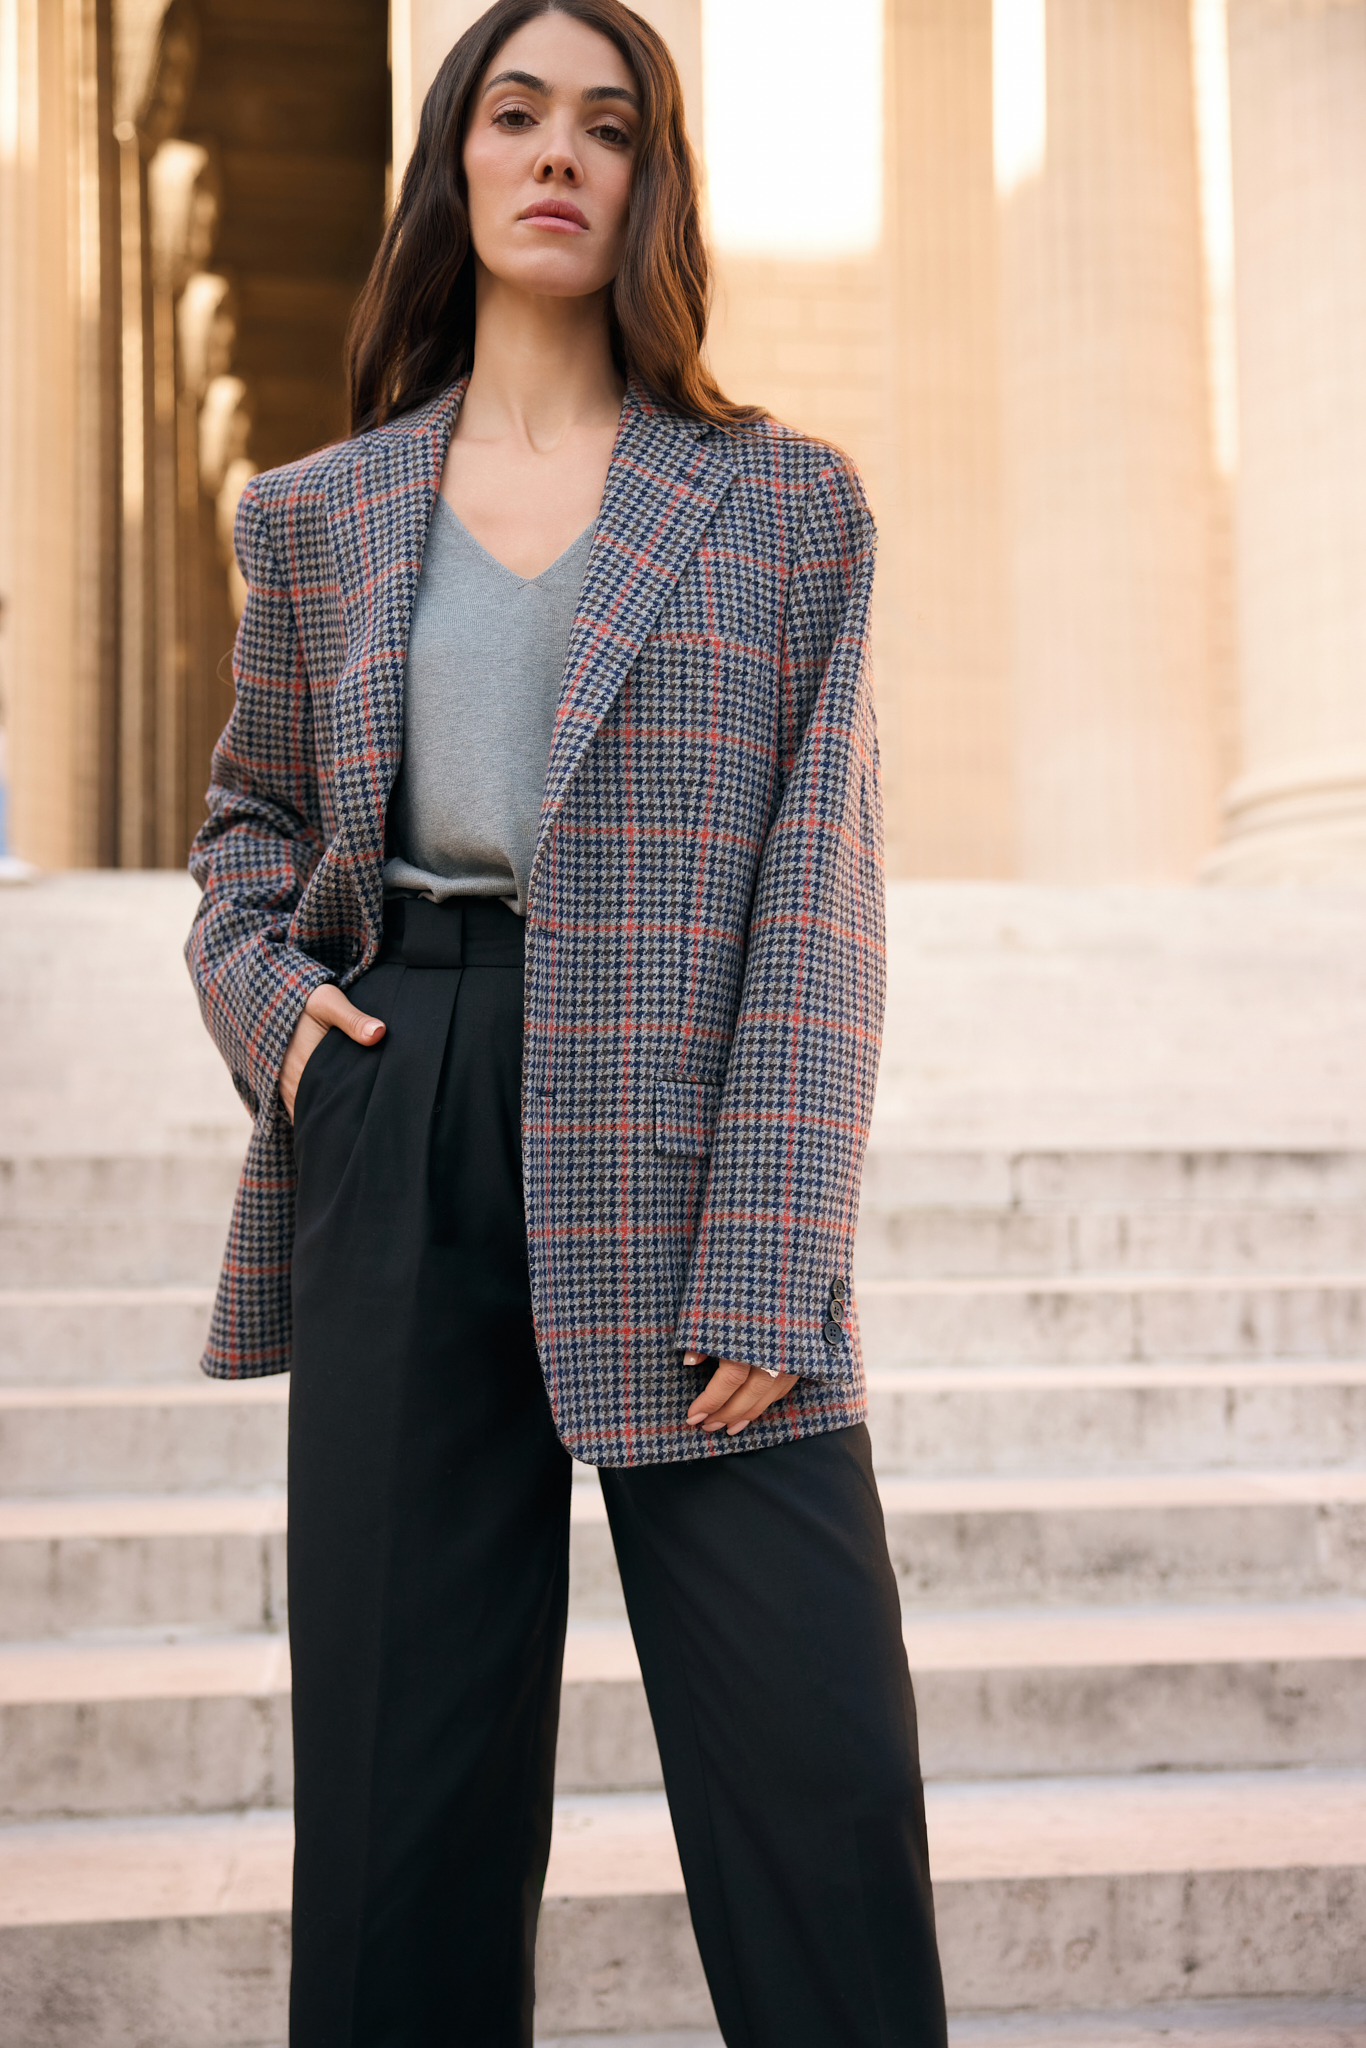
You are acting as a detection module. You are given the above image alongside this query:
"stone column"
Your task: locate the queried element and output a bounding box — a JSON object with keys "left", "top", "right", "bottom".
{"left": 1000, "top": 0, "right": 1221, "bottom": 881}
{"left": 0, "top": 0, "right": 120, "bottom": 867}
{"left": 112, "top": 1, "right": 198, "bottom": 869}
{"left": 878, "top": 0, "right": 1011, "bottom": 878}
{"left": 1205, "top": 0, "right": 1366, "bottom": 882}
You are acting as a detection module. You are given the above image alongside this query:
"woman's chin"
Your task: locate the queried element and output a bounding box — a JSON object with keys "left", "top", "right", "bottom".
{"left": 479, "top": 252, "right": 614, "bottom": 305}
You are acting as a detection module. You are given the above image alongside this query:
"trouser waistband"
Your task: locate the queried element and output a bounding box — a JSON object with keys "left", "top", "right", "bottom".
{"left": 379, "top": 894, "right": 525, "bottom": 968}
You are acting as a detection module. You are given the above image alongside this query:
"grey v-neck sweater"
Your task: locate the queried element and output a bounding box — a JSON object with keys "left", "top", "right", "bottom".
{"left": 382, "top": 496, "right": 596, "bottom": 916}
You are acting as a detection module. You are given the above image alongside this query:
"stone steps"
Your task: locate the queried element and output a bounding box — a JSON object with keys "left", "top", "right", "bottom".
{"left": 530, "top": 1771, "right": 1366, "bottom": 2018}
{"left": 946, "top": 2005, "right": 1366, "bottom": 2048}
{"left": 865, "top": 1361, "right": 1366, "bottom": 1473}
{"left": 0, "top": 1770, "right": 1361, "bottom": 2041}
{"left": 859, "top": 1150, "right": 1366, "bottom": 1210}
{"left": 0, "top": 1158, "right": 243, "bottom": 1213}
{"left": 856, "top": 1204, "right": 1366, "bottom": 1279}
{"left": 0, "top": 1635, "right": 292, "bottom": 1820}
{"left": 858, "top": 1272, "right": 1366, "bottom": 1364}
{"left": 0, "top": 1160, "right": 237, "bottom": 1292}
{"left": 0, "top": 1494, "right": 286, "bottom": 1638}
{"left": 5, "top": 1362, "right": 1366, "bottom": 1496}
{"left": 559, "top": 1603, "right": 1366, "bottom": 1788}
{"left": 0, "top": 1382, "right": 289, "bottom": 1493}
{"left": 4, "top": 1602, "right": 1364, "bottom": 1819}
{"left": 8, "top": 1272, "right": 1366, "bottom": 1384}
{"left": 8, "top": 1145, "right": 1366, "bottom": 1294}
{"left": 568, "top": 1466, "right": 1366, "bottom": 1618}
{"left": 0, "top": 1287, "right": 214, "bottom": 1384}
{"left": 0, "top": 1220, "right": 234, "bottom": 1289}
{"left": 16, "top": 1204, "right": 1366, "bottom": 1288}
{"left": 11, "top": 1145, "right": 1366, "bottom": 1210}
{"left": 4, "top": 1465, "right": 1363, "bottom": 1640}
{"left": 544, "top": 2015, "right": 1366, "bottom": 2048}
{"left": 7, "top": 1144, "right": 1366, "bottom": 1295}
{"left": 147, "top": 2030, "right": 1366, "bottom": 2048}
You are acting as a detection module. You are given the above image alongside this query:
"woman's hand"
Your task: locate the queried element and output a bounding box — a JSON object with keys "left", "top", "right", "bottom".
{"left": 684, "top": 1353, "right": 798, "bottom": 1436}
{"left": 279, "top": 985, "right": 386, "bottom": 1123}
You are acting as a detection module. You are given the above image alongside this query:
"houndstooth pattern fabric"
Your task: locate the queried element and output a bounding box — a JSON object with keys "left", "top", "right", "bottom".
{"left": 187, "top": 378, "right": 885, "bottom": 1467}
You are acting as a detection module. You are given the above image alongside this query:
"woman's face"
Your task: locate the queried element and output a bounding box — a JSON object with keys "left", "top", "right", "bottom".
{"left": 463, "top": 12, "right": 639, "bottom": 301}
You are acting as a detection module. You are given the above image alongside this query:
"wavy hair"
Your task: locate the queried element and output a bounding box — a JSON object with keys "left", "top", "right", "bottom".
{"left": 345, "top": 0, "right": 760, "bottom": 434}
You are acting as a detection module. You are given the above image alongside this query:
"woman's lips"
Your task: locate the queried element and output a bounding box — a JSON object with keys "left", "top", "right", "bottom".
{"left": 518, "top": 201, "right": 589, "bottom": 233}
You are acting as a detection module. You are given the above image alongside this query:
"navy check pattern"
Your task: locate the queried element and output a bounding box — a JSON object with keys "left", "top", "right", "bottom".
{"left": 187, "top": 379, "right": 885, "bottom": 1466}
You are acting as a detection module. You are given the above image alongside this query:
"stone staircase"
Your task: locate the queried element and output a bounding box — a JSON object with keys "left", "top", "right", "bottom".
{"left": 1, "top": 876, "right": 1365, "bottom": 2045}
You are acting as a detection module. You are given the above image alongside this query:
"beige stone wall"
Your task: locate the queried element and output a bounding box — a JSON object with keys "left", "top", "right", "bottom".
{"left": 999, "top": 0, "right": 1221, "bottom": 883}
{"left": 1208, "top": 0, "right": 1366, "bottom": 881}
{"left": 703, "top": 252, "right": 900, "bottom": 845}
{"left": 704, "top": 256, "right": 890, "bottom": 500}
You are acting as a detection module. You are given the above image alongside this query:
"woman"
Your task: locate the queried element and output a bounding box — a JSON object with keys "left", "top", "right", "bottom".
{"left": 187, "top": 3, "right": 947, "bottom": 2043}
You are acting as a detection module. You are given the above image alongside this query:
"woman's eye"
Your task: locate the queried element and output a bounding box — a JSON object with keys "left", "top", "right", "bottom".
{"left": 590, "top": 121, "right": 631, "bottom": 148}
{"left": 494, "top": 107, "right": 536, "bottom": 129}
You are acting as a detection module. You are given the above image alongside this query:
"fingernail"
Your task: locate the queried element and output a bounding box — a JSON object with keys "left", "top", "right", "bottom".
{"left": 683, "top": 1352, "right": 700, "bottom": 1367}
{"left": 363, "top": 1022, "right": 382, "bottom": 1041}
{"left": 686, "top": 1412, "right": 704, "bottom": 1426}
{"left": 727, "top": 1420, "right": 750, "bottom": 1435}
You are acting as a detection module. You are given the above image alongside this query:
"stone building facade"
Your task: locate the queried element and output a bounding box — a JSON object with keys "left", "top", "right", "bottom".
{"left": 2, "top": 0, "right": 1363, "bottom": 880}
{"left": 1, "top": 0, "right": 388, "bottom": 869}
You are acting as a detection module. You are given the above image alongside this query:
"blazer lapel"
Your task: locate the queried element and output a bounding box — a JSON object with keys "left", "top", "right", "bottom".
{"left": 530, "top": 384, "right": 736, "bottom": 893}
{"left": 324, "top": 382, "right": 464, "bottom": 907}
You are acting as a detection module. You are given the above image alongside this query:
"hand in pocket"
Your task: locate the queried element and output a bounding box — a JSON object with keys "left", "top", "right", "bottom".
{"left": 280, "top": 985, "right": 386, "bottom": 1123}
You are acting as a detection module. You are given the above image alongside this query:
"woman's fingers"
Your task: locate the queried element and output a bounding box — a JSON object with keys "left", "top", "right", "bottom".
{"left": 303, "top": 982, "right": 385, "bottom": 1046}
{"left": 684, "top": 1356, "right": 748, "bottom": 1427}
{"left": 684, "top": 1355, "right": 798, "bottom": 1434}
{"left": 715, "top": 1370, "right": 797, "bottom": 1433}
{"left": 279, "top": 984, "right": 386, "bottom": 1123}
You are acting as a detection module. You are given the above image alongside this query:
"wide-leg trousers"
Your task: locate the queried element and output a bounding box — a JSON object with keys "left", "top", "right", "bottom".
{"left": 287, "top": 895, "right": 947, "bottom": 2048}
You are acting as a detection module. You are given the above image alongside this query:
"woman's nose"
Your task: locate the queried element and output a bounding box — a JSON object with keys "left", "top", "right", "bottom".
{"left": 535, "top": 149, "right": 579, "bottom": 184}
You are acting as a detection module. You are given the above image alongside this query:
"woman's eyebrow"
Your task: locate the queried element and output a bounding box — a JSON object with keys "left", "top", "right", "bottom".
{"left": 582, "top": 84, "right": 640, "bottom": 110}
{"left": 481, "top": 69, "right": 640, "bottom": 112}
{"left": 483, "top": 68, "right": 550, "bottom": 96}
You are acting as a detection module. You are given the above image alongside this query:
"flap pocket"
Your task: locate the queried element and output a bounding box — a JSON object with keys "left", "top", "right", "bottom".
{"left": 654, "top": 1077, "right": 721, "bottom": 1160}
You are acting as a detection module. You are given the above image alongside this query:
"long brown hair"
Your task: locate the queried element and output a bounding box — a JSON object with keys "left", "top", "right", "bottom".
{"left": 345, "top": 0, "right": 760, "bottom": 434}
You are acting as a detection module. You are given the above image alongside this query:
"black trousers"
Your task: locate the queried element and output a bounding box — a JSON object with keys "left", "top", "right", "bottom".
{"left": 287, "top": 896, "right": 946, "bottom": 2048}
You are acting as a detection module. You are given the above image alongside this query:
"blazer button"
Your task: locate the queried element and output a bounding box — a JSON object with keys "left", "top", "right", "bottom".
{"left": 829, "top": 1275, "right": 847, "bottom": 1303}
{"left": 822, "top": 1319, "right": 842, "bottom": 1348}
{"left": 827, "top": 1297, "right": 846, "bottom": 1324}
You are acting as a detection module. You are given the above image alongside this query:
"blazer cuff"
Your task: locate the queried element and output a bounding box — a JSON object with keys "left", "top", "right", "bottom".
{"left": 204, "top": 941, "right": 335, "bottom": 1126}
{"left": 680, "top": 1345, "right": 800, "bottom": 1382}
{"left": 673, "top": 1303, "right": 855, "bottom": 1383}
{"left": 253, "top": 953, "right": 336, "bottom": 1126}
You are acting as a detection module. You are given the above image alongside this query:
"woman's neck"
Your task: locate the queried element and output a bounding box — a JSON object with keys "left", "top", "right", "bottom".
{"left": 460, "top": 264, "right": 625, "bottom": 453}
{"left": 440, "top": 262, "right": 626, "bottom": 578}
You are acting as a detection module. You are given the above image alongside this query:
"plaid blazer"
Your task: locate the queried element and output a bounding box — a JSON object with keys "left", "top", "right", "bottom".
{"left": 187, "top": 378, "right": 884, "bottom": 1466}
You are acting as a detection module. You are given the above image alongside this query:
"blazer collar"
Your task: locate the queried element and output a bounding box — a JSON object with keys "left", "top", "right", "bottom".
{"left": 322, "top": 381, "right": 464, "bottom": 883}
{"left": 529, "top": 379, "right": 736, "bottom": 902}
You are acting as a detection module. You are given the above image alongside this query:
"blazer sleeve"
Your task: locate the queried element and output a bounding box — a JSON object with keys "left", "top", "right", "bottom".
{"left": 185, "top": 483, "right": 336, "bottom": 1123}
{"left": 673, "top": 456, "right": 885, "bottom": 1380}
